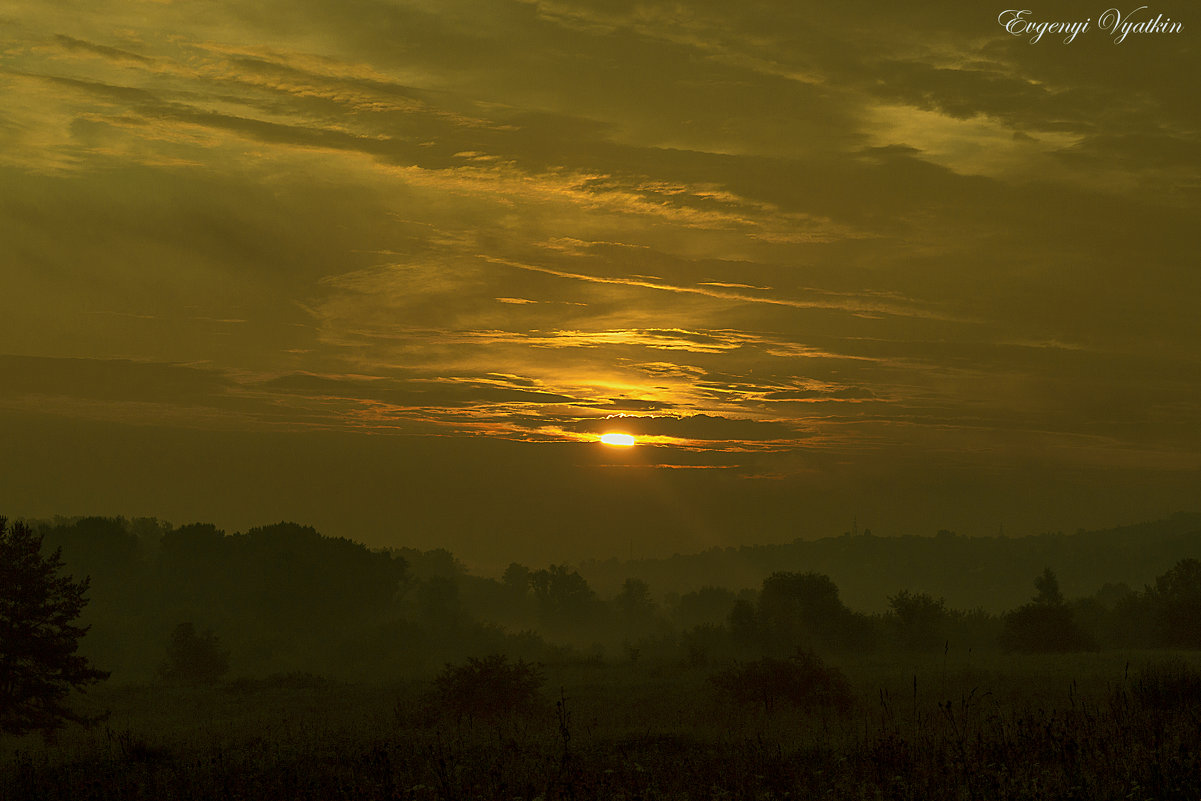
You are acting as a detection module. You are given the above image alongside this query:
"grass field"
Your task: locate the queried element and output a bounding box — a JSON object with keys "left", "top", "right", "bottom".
{"left": 4, "top": 650, "right": 1200, "bottom": 800}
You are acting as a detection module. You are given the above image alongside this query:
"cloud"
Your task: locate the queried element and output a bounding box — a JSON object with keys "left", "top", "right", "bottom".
{"left": 569, "top": 413, "right": 805, "bottom": 444}
{"left": 0, "top": 354, "right": 232, "bottom": 405}
{"left": 53, "top": 35, "right": 155, "bottom": 65}
{"left": 1, "top": 0, "right": 1198, "bottom": 551}
{"left": 762, "top": 386, "right": 878, "bottom": 402}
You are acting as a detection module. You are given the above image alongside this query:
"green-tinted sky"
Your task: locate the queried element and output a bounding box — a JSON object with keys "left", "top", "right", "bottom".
{"left": 2, "top": 1, "right": 1198, "bottom": 567}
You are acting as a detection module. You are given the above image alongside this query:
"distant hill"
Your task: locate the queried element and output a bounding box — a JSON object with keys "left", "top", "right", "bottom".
{"left": 579, "top": 513, "right": 1201, "bottom": 613}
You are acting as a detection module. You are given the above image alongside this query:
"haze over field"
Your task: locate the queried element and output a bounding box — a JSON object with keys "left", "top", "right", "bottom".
{"left": 2, "top": 2, "right": 1198, "bottom": 566}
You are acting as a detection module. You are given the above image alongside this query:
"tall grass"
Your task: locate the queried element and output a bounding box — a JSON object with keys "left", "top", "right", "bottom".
{"left": 4, "top": 653, "right": 1200, "bottom": 800}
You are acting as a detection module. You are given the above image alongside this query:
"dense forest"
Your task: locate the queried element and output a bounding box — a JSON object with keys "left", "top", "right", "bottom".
{"left": 22, "top": 512, "right": 1201, "bottom": 682}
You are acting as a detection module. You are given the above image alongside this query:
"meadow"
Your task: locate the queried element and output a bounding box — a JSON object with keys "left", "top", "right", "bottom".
{"left": 4, "top": 649, "right": 1200, "bottom": 800}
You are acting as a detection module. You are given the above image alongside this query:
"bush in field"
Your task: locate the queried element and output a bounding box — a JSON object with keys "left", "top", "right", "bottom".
{"left": 614, "top": 578, "right": 658, "bottom": 637}
{"left": 710, "top": 651, "right": 854, "bottom": 714}
{"left": 887, "top": 590, "right": 951, "bottom": 651}
{"left": 529, "top": 565, "right": 599, "bottom": 629}
{"left": 1091, "top": 560, "right": 1201, "bottom": 648}
{"left": 999, "top": 569, "right": 1094, "bottom": 653}
{"left": 756, "top": 572, "right": 875, "bottom": 653}
{"left": 158, "top": 622, "right": 229, "bottom": 685}
{"left": 1148, "top": 558, "right": 1201, "bottom": 647}
{"left": 431, "top": 654, "right": 545, "bottom": 722}
{"left": 1131, "top": 659, "right": 1201, "bottom": 712}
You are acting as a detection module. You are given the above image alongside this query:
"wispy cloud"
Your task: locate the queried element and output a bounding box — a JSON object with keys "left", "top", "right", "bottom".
{"left": 1, "top": 0, "right": 1197, "bottom": 548}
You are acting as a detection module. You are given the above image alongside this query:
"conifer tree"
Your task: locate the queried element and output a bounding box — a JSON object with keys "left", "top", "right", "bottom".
{"left": 0, "top": 518, "right": 109, "bottom": 736}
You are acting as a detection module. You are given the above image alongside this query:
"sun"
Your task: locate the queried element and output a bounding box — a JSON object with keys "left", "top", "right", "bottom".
{"left": 600, "top": 432, "right": 637, "bottom": 447}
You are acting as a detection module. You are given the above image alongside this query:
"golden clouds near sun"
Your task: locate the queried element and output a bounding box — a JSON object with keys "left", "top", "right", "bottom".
{"left": 600, "top": 433, "right": 637, "bottom": 447}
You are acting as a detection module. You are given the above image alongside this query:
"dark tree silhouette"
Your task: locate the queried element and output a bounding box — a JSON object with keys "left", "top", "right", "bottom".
{"left": 501, "top": 562, "right": 531, "bottom": 599}
{"left": 1033, "top": 567, "right": 1064, "bottom": 605}
{"left": 887, "top": 590, "right": 951, "bottom": 651}
{"left": 158, "top": 622, "right": 229, "bottom": 685}
{"left": 0, "top": 518, "right": 109, "bottom": 736}
{"left": 757, "top": 572, "right": 871, "bottom": 652}
{"left": 728, "top": 598, "right": 759, "bottom": 648}
{"left": 529, "top": 564, "right": 598, "bottom": 628}
{"left": 1000, "top": 568, "right": 1094, "bottom": 652}
{"left": 675, "top": 586, "right": 738, "bottom": 629}
{"left": 1148, "top": 558, "right": 1201, "bottom": 647}
{"left": 41, "top": 517, "right": 141, "bottom": 578}
{"left": 614, "top": 578, "right": 657, "bottom": 635}
{"left": 156, "top": 521, "right": 409, "bottom": 660}
{"left": 416, "top": 576, "right": 464, "bottom": 631}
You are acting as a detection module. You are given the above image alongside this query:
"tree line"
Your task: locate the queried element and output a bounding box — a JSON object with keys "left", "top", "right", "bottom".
{"left": 578, "top": 512, "right": 1201, "bottom": 612}
{"left": 4, "top": 513, "right": 1201, "bottom": 736}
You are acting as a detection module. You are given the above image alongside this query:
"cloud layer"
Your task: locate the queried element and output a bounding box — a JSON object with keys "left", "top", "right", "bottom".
{"left": 2, "top": 0, "right": 1198, "bottom": 557}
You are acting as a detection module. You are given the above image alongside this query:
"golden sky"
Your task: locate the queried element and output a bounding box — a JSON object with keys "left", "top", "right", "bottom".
{"left": 2, "top": 1, "right": 1198, "bottom": 565}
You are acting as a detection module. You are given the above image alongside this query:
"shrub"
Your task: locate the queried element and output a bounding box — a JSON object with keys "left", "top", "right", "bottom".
{"left": 998, "top": 603, "right": 1095, "bottom": 652}
{"left": 999, "top": 569, "right": 1094, "bottom": 653}
{"left": 158, "top": 622, "right": 229, "bottom": 685}
{"left": 710, "top": 651, "right": 854, "bottom": 714}
{"left": 1149, "top": 559, "right": 1201, "bottom": 647}
{"left": 887, "top": 590, "right": 951, "bottom": 651}
{"left": 1131, "top": 659, "right": 1201, "bottom": 712}
{"left": 430, "top": 653, "right": 545, "bottom": 722}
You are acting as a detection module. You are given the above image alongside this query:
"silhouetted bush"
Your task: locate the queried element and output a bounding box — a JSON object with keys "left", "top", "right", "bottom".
{"left": 158, "top": 622, "right": 229, "bottom": 685}
{"left": 1148, "top": 558, "right": 1201, "bottom": 647}
{"left": 674, "top": 586, "right": 737, "bottom": 628}
{"left": 999, "top": 604, "right": 1095, "bottom": 652}
{"left": 1131, "top": 659, "right": 1201, "bottom": 712}
{"left": 430, "top": 654, "right": 545, "bottom": 722}
{"left": 614, "top": 578, "right": 658, "bottom": 637}
{"left": 756, "top": 572, "right": 875, "bottom": 653}
{"left": 886, "top": 590, "right": 951, "bottom": 650}
{"left": 999, "top": 569, "right": 1094, "bottom": 652}
{"left": 710, "top": 651, "right": 854, "bottom": 714}
{"left": 530, "top": 565, "right": 600, "bottom": 630}
{"left": 728, "top": 598, "right": 758, "bottom": 648}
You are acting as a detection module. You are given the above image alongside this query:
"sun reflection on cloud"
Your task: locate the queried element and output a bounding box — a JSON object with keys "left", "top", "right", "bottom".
{"left": 2, "top": 0, "right": 1195, "bottom": 516}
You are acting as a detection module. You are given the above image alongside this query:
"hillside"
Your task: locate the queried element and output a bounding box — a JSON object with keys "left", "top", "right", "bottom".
{"left": 579, "top": 513, "right": 1201, "bottom": 612}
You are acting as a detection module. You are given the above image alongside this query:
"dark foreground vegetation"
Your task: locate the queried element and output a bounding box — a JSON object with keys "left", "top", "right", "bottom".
{"left": 4, "top": 653, "right": 1201, "bottom": 800}
{"left": 4, "top": 512, "right": 1201, "bottom": 798}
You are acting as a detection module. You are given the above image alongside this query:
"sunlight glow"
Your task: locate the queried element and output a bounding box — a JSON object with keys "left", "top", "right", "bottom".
{"left": 600, "top": 432, "right": 637, "bottom": 447}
